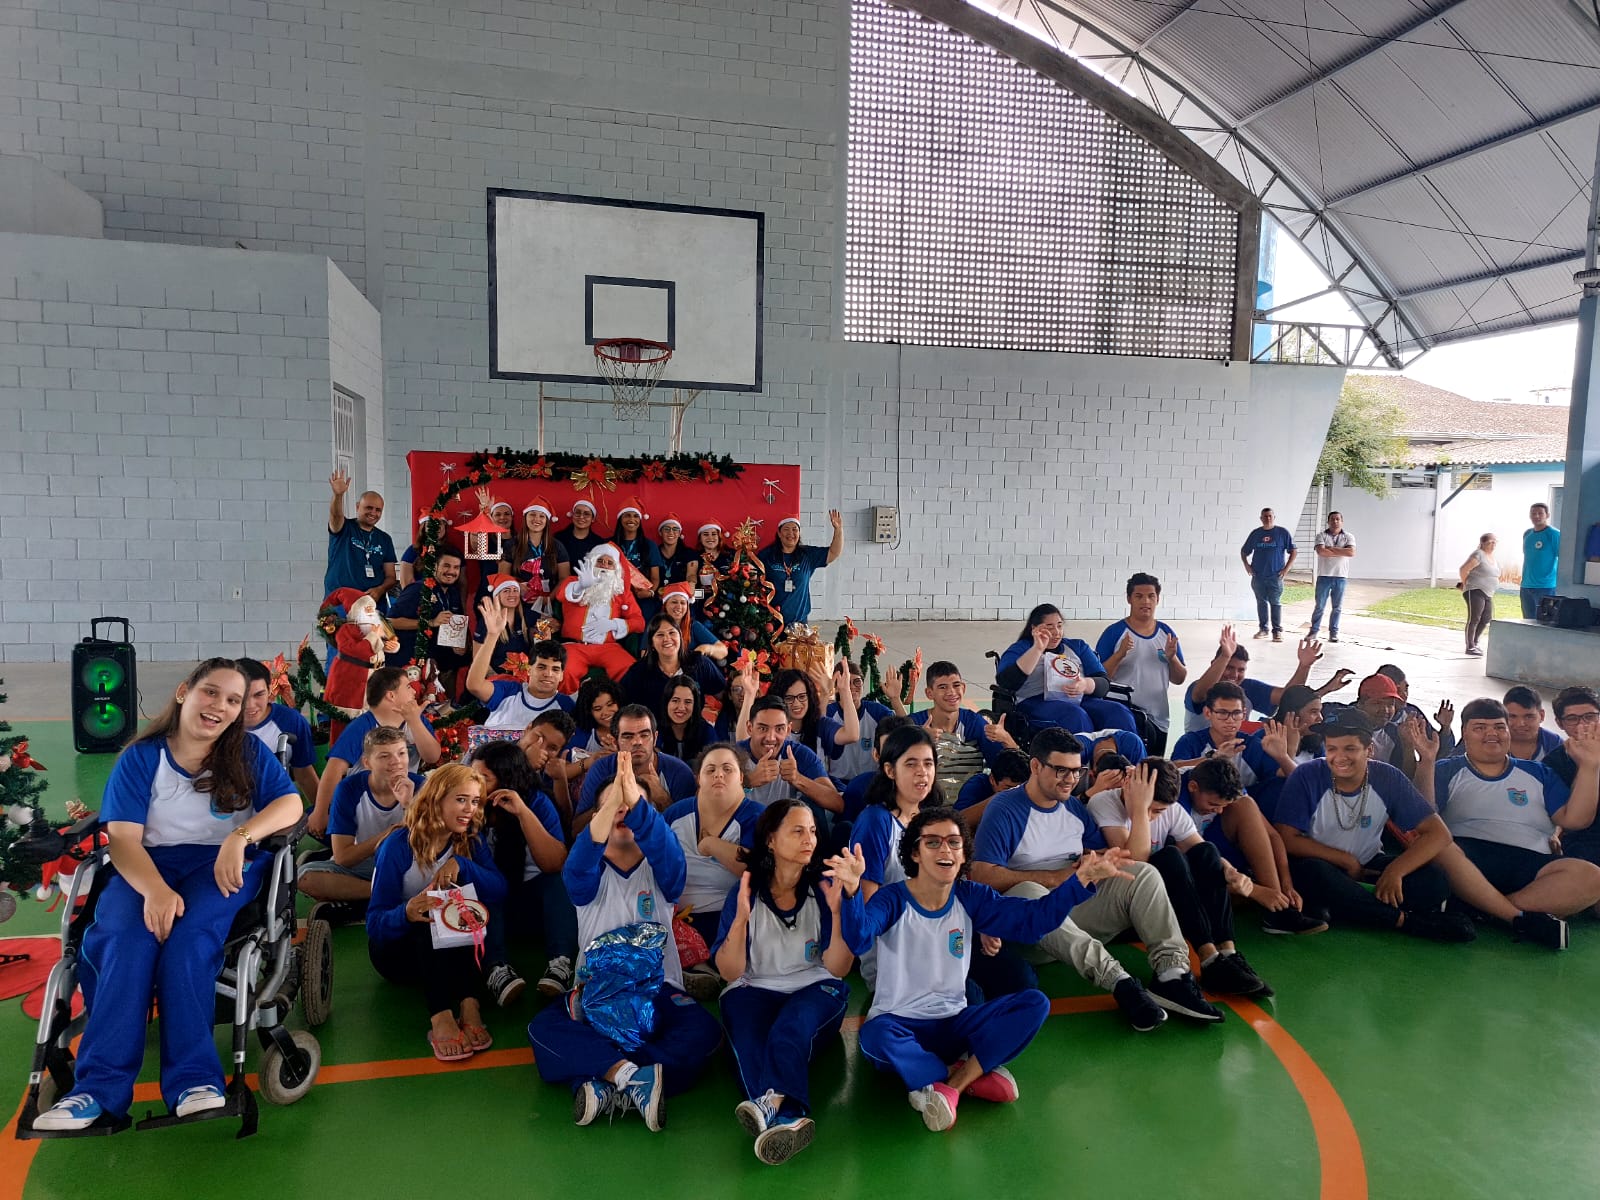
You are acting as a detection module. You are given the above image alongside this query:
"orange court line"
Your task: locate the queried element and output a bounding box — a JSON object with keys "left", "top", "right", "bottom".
{"left": 9, "top": 993, "right": 1363, "bottom": 1200}
{"left": 1226, "top": 996, "right": 1368, "bottom": 1200}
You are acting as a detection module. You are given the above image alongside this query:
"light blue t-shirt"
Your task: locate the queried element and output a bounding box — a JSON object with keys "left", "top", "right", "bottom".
{"left": 1522, "top": 526, "right": 1561, "bottom": 590}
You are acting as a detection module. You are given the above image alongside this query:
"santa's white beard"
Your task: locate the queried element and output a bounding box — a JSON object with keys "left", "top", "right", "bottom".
{"left": 575, "top": 567, "right": 624, "bottom": 613}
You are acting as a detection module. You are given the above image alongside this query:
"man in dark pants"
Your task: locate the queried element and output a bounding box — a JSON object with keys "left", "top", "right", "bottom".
{"left": 1239, "top": 508, "right": 1295, "bottom": 643}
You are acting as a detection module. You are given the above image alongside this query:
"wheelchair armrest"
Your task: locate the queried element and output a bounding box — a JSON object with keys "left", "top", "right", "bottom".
{"left": 256, "top": 815, "right": 310, "bottom": 854}
{"left": 63, "top": 813, "right": 104, "bottom": 841}
{"left": 1106, "top": 682, "right": 1135, "bottom": 704}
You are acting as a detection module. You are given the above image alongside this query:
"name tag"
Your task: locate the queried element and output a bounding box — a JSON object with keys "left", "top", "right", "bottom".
{"left": 365, "top": 563, "right": 376, "bottom": 579}
{"left": 784, "top": 580, "right": 795, "bottom": 593}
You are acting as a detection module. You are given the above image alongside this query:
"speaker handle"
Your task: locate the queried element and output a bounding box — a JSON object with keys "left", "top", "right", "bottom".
{"left": 88, "top": 616, "right": 133, "bottom": 645}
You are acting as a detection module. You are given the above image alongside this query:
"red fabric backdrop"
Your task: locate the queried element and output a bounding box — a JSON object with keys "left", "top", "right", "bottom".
{"left": 405, "top": 451, "right": 802, "bottom": 555}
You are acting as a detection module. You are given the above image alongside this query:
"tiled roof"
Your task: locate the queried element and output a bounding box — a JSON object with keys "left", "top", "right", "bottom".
{"left": 1349, "top": 373, "right": 1568, "bottom": 468}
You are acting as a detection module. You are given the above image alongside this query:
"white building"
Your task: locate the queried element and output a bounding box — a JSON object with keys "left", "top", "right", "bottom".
{"left": 1297, "top": 375, "right": 1567, "bottom": 584}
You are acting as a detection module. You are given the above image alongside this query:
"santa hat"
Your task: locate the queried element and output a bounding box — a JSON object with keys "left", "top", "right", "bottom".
{"left": 659, "top": 582, "right": 695, "bottom": 602}
{"left": 697, "top": 522, "right": 723, "bottom": 537}
{"left": 616, "top": 497, "right": 648, "bottom": 521}
{"left": 521, "top": 498, "right": 553, "bottom": 520}
{"left": 487, "top": 573, "right": 521, "bottom": 597}
{"left": 488, "top": 498, "right": 513, "bottom": 515}
{"left": 570, "top": 499, "right": 597, "bottom": 517}
{"left": 777, "top": 515, "right": 802, "bottom": 531}
{"left": 322, "top": 587, "right": 368, "bottom": 614}
{"left": 418, "top": 513, "right": 451, "bottom": 527}
{"left": 657, "top": 513, "right": 683, "bottom": 533}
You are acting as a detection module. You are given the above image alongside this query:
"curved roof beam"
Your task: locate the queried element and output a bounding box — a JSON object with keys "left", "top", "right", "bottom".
{"left": 1393, "top": 251, "right": 1586, "bottom": 300}
{"left": 1234, "top": 0, "right": 1474, "bottom": 128}
{"left": 1133, "top": 0, "right": 1204, "bottom": 52}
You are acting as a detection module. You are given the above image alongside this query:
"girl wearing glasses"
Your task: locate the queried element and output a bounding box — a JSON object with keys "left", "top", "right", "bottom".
{"left": 766, "top": 666, "right": 860, "bottom": 777}
{"left": 711, "top": 798, "right": 853, "bottom": 1165}
{"left": 826, "top": 807, "right": 1133, "bottom": 1133}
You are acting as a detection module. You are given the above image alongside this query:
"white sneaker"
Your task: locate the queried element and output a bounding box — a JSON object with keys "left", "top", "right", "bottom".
{"left": 174, "top": 1085, "right": 227, "bottom": 1118}
{"left": 33, "top": 1092, "right": 103, "bottom": 1131}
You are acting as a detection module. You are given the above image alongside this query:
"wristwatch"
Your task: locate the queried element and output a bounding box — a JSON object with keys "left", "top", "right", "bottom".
{"left": 233, "top": 826, "right": 255, "bottom": 844}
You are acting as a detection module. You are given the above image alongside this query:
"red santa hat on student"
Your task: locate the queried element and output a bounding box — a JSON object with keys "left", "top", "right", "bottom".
{"left": 486, "top": 573, "right": 522, "bottom": 598}
{"left": 616, "top": 497, "right": 649, "bottom": 522}
{"left": 569, "top": 499, "right": 598, "bottom": 519}
{"left": 521, "top": 497, "right": 554, "bottom": 521}
{"left": 659, "top": 582, "right": 695, "bottom": 602}
{"left": 697, "top": 521, "right": 724, "bottom": 538}
{"left": 417, "top": 513, "right": 451, "bottom": 527}
{"left": 657, "top": 513, "right": 684, "bottom": 534}
{"left": 487, "top": 498, "right": 514, "bottom": 516}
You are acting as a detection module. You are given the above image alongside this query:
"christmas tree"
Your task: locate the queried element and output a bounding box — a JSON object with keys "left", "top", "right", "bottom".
{"left": 0, "top": 678, "right": 50, "bottom": 919}
{"left": 702, "top": 518, "right": 786, "bottom": 661}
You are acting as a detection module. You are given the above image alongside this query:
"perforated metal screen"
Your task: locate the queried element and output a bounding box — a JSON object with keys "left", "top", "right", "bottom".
{"left": 846, "top": 0, "right": 1240, "bottom": 360}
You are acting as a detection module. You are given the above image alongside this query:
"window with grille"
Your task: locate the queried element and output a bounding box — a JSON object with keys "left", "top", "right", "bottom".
{"left": 332, "top": 385, "right": 366, "bottom": 493}
{"left": 846, "top": 0, "right": 1240, "bottom": 359}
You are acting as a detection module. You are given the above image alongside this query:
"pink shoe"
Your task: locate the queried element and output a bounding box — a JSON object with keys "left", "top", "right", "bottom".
{"left": 963, "top": 1065, "right": 1019, "bottom": 1103}
{"left": 908, "top": 1081, "right": 959, "bottom": 1131}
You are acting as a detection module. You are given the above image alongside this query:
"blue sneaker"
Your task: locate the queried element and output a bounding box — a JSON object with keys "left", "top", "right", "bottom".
{"left": 617, "top": 1064, "right": 664, "bottom": 1132}
{"left": 754, "top": 1113, "right": 815, "bottom": 1165}
{"left": 33, "top": 1092, "right": 103, "bottom": 1131}
{"left": 735, "top": 1090, "right": 778, "bottom": 1138}
{"left": 573, "top": 1079, "right": 617, "bottom": 1126}
{"left": 175, "top": 1084, "right": 227, "bottom": 1118}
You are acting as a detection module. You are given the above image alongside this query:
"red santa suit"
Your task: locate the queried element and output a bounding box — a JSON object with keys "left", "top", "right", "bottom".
{"left": 558, "top": 543, "right": 644, "bottom": 693}
{"left": 323, "top": 589, "right": 398, "bottom": 742}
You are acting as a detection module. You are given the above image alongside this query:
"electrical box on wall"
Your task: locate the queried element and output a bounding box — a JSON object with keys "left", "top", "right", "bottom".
{"left": 872, "top": 505, "right": 898, "bottom": 544}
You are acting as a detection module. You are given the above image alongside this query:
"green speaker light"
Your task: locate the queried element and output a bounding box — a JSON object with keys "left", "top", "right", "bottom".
{"left": 80, "top": 658, "right": 126, "bottom": 695}
{"left": 82, "top": 701, "right": 128, "bottom": 739}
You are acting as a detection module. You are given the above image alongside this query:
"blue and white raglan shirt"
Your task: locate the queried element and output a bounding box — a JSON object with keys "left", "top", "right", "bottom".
{"left": 1077, "top": 728, "right": 1147, "bottom": 766}
{"left": 955, "top": 774, "right": 996, "bottom": 812}
{"left": 1434, "top": 756, "right": 1569, "bottom": 855}
{"left": 853, "top": 805, "right": 912, "bottom": 889}
{"left": 737, "top": 737, "right": 833, "bottom": 809}
{"left": 842, "top": 772, "right": 878, "bottom": 821}
{"left": 1524, "top": 727, "right": 1564, "bottom": 763}
{"left": 248, "top": 702, "right": 316, "bottom": 772}
{"left": 997, "top": 637, "right": 1108, "bottom": 706}
{"left": 1170, "top": 727, "right": 1278, "bottom": 791}
{"left": 329, "top": 768, "right": 427, "bottom": 844}
{"left": 480, "top": 680, "right": 574, "bottom": 732}
{"left": 367, "top": 830, "right": 506, "bottom": 947}
{"left": 1094, "top": 621, "right": 1184, "bottom": 733}
{"left": 1086, "top": 787, "right": 1199, "bottom": 854}
{"left": 828, "top": 697, "right": 896, "bottom": 782}
{"left": 576, "top": 751, "right": 697, "bottom": 817}
{"left": 712, "top": 882, "right": 843, "bottom": 995}
{"left": 102, "top": 735, "right": 296, "bottom": 847}
{"left": 1275, "top": 760, "right": 1433, "bottom": 864}
{"left": 1183, "top": 678, "right": 1278, "bottom": 734}
{"left": 489, "top": 789, "right": 567, "bottom": 882}
{"left": 842, "top": 877, "right": 1094, "bottom": 1020}
{"left": 328, "top": 711, "right": 436, "bottom": 772}
{"left": 563, "top": 799, "right": 688, "bottom": 988}
{"left": 663, "top": 795, "right": 764, "bottom": 914}
{"left": 973, "top": 785, "right": 1107, "bottom": 873}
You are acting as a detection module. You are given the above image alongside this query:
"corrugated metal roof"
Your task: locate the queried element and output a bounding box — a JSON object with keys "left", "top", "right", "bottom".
{"left": 956, "top": 0, "right": 1600, "bottom": 358}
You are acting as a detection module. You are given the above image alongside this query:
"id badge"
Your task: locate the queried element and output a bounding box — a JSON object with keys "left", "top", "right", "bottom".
{"left": 364, "top": 563, "right": 376, "bottom": 579}
{"left": 784, "top": 580, "right": 795, "bottom": 593}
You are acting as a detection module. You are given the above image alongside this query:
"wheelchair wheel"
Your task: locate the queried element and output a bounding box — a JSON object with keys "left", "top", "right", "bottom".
{"left": 300, "top": 918, "right": 333, "bottom": 1027}
{"left": 258, "top": 1030, "right": 320, "bottom": 1106}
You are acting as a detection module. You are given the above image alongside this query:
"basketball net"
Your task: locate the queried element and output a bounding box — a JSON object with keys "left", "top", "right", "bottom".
{"left": 594, "top": 338, "right": 671, "bottom": 421}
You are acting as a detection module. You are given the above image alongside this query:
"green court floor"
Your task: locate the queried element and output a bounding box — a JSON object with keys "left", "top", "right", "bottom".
{"left": 4, "top": 720, "right": 1598, "bottom": 1200}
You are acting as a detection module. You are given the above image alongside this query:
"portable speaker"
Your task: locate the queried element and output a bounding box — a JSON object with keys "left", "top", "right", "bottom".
{"left": 72, "top": 617, "right": 138, "bottom": 753}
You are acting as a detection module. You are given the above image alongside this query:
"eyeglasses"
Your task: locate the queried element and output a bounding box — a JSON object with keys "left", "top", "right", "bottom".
{"left": 1043, "top": 763, "right": 1084, "bottom": 780}
{"left": 781, "top": 692, "right": 810, "bottom": 706}
{"left": 919, "top": 835, "right": 965, "bottom": 851}
{"left": 1560, "top": 711, "right": 1600, "bottom": 727}
{"left": 1210, "top": 709, "right": 1245, "bottom": 720}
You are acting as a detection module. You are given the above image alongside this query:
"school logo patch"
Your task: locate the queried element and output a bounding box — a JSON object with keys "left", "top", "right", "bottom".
{"left": 636, "top": 891, "right": 656, "bottom": 920}
{"left": 1360, "top": 815, "right": 1373, "bottom": 829}
{"left": 948, "top": 929, "right": 965, "bottom": 958}
{"left": 1508, "top": 788, "right": 1530, "bottom": 808}
{"left": 804, "top": 939, "right": 820, "bottom": 962}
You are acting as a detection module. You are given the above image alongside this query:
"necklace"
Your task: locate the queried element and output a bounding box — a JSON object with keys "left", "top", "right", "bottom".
{"left": 1331, "top": 775, "right": 1371, "bottom": 831}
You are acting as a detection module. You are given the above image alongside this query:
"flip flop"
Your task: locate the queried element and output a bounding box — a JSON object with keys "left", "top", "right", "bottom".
{"left": 461, "top": 1023, "right": 493, "bottom": 1053}
{"left": 428, "top": 1030, "right": 472, "bottom": 1062}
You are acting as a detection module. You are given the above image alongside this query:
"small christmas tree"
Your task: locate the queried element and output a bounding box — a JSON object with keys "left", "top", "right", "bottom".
{"left": 702, "top": 518, "right": 786, "bottom": 661}
{"left": 0, "top": 678, "right": 50, "bottom": 918}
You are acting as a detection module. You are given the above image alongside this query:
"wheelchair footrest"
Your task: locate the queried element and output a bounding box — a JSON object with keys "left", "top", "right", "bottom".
{"left": 14, "top": 1101, "right": 132, "bottom": 1141}
{"left": 135, "top": 1080, "right": 257, "bottom": 1138}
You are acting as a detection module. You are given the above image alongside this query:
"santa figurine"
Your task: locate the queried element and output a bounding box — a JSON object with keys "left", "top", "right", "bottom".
{"left": 322, "top": 587, "right": 399, "bottom": 742}
{"left": 558, "top": 542, "right": 645, "bottom": 693}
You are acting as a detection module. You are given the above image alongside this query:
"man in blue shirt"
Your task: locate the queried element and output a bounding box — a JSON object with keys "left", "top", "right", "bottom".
{"left": 759, "top": 510, "right": 843, "bottom": 627}
{"left": 1520, "top": 503, "right": 1560, "bottom": 619}
{"left": 1240, "top": 507, "right": 1296, "bottom": 643}
{"left": 326, "top": 467, "right": 398, "bottom": 606}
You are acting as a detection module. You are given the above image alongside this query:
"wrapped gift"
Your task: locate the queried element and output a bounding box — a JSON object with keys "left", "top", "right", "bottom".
{"left": 772, "top": 623, "right": 832, "bottom": 675}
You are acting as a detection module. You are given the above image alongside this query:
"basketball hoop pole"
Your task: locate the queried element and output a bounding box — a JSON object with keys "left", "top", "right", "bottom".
{"left": 537, "top": 384, "right": 699, "bottom": 454}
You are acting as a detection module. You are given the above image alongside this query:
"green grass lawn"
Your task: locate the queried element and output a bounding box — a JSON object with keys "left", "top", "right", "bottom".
{"left": 1362, "top": 586, "right": 1518, "bottom": 629}
{"left": 1280, "top": 584, "right": 1313, "bottom": 605}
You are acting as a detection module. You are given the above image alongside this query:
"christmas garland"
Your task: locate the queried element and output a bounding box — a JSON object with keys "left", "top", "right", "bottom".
{"left": 408, "top": 448, "right": 744, "bottom": 668}
{"left": 831, "top": 622, "right": 919, "bottom": 705}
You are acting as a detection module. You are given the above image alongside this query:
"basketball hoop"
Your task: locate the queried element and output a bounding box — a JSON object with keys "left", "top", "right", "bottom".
{"left": 594, "top": 338, "right": 672, "bottom": 421}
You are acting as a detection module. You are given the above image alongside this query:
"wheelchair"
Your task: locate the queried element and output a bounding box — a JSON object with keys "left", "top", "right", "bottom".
{"left": 17, "top": 737, "right": 333, "bottom": 1141}
{"left": 983, "top": 649, "right": 1157, "bottom": 753}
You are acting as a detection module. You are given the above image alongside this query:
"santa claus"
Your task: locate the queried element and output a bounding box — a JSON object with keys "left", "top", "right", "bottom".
{"left": 323, "top": 588, "right": 399, "bottom": 741}
{"left": 557, "top": 542, "right": 645, "bottom": 693}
